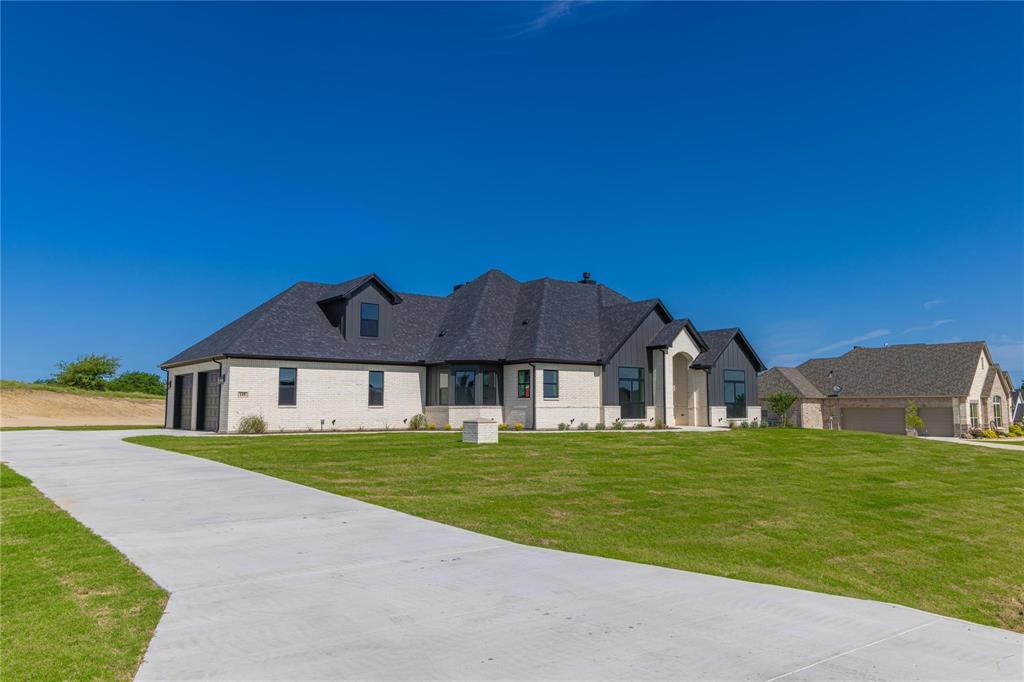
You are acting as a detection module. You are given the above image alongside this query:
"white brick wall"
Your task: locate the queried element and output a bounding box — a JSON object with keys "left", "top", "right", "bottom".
{"left": 533, "top": 364, "right": 602, "bottom": 429}
{"left": 224, "top": 359, "right": 425, "bottom": 433}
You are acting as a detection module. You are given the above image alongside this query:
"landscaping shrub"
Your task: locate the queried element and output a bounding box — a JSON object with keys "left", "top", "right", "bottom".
{"left": 1009, "top": 423, "right": 1024, "bottom": 437}
{"left": 237, "top": 415, "right": 267, "bottom": 434}
{"left": 981, "top": 428, "right": 999, "bottom": 439}
{"left": 611, "top": 419, "right": 624, "bottom": 430}
{"left": 427, "top": 423, "right": 437, "bottom": 431}
{"left": 498, "top": 423, "right": 509, "bottom": 430}
{"left": 594, "top": 422, "right": 606, "bottom": 430}
{"left": 107, "top": 371, "right": 165, "bottom": 396}
{"left": 905, "top": 400, "right": 925, "bottom": 434}
{"left": 408, "top": 414, "right": 428, "bottom": 430}
{"left": 633, "top": 422, "right": 646, "bottom": 430}
{"left": 578, "top": 422, "right": 589, "bottom": 430}
{"left": 558, "top": 422, "right": 569, "bottom": 431}
{"left": 443, "top": 423, "right": 453, "bottom": 431}
{"left": 654, "top": 419, "right": 664, "bottom": 430}
{"left": 513, "top": 422, "right": 525, "bottom": 431}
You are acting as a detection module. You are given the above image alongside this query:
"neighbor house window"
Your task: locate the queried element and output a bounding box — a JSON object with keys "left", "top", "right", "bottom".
{"left": 368, "top": 370, "right": 384, "bottom": 406}
{"left": 970, "top": 401, "right": 979, "bottom": 428}
{"left": 543, "top": 370, "right": 559, "bottom": 399}
{"left": 724, "top": 369, "right": 746, "bottom": 419}
{"left": 993, "top": 396, "right": 1002, "bottom": 428}
{"left": 618, "top": 367, "right": 645, "bottom": 419}
{"left": 517, "top": 369, "right": 531, "bottom": 398}
{"left": 278, "top": 367, "right": 297, "bottom": 406}
{"left": 482, "top": 371, "right": 498, "bottom": 405}
{"left": 360, "top": 303, "right": 379, "bottom": 337}
{"left": 453, "top": 370, "right": 476, "bottom": 405}
{"left": 438, "top": 371, "right": 449, "bottom": 405}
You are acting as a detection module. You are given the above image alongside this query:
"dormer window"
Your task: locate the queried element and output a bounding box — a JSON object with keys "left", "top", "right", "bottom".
{"left": 360, "top": 303, "right": 379, "bottom": 337}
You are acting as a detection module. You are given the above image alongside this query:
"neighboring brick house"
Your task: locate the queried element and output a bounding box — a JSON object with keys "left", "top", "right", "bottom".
{"left": 758, "top": 342, "right": 1015, "bottom": 436}
{"left": 161, "top": 270, "right": 764, "bottom": 432}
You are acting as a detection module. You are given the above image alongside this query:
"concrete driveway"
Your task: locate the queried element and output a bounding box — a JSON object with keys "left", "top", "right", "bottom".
{"left": 2, "top": 430, "right": 1020, "bottom": 681}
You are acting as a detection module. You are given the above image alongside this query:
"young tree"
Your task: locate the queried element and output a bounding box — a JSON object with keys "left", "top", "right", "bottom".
{"left": 905, "top": 400, "right": 925, "bottom": 435}
{"left": 52, "top": 354, "right": 120, "bottom": 391}
{"left": 107, "top": 371, "right": 165, "bottom": 396}
{"left": 765, "top": 392, "right": 798, "bottom": 427}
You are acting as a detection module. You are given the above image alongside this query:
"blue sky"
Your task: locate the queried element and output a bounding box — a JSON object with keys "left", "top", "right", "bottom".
{"left": 3, "top": 2, "right": 1022, "bottom": 383}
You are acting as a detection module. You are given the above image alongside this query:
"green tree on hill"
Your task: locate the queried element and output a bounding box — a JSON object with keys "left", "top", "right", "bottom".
{"left": 53, "top": 354, "right": 120, "bottom": 390}
{"left": 107, "top": 371, "right": 164, "bottom": 396}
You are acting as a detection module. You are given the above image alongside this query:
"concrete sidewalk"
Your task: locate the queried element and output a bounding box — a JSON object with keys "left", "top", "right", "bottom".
{"left": 2, "top": 429, "right": 1020, "bottom": 681}
{"left": 923, "top": 436, "right": 1024, "bottom": 451}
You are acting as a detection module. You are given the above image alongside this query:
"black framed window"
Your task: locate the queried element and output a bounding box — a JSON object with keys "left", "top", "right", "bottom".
{"left": 482, "top": 371, "right": 498, "bottom": 405}
{"left": 517, "top": 369, "right": 531, "bottom": 398}
{"left": 453, "top": 370, "right": 475, "bottom": 405}
{"left": 278, "top": 367, "right": 297, "bottom": 406}
{"left": 438, "top": 370, "right": 449, "bottom": 405}
{"left": 617, "top": 367, "right": 645, "bottom": 419}
{"left": 543, "top": 369, "right": 559, "bottom": 399}
{"left": 724, "top": 369, "right": 746, "bottom": 418}
{"left": 360, "top": 303, "right": 379, "bottom": 337}
{"left": 993, "top": 396, "right": 1002, "bottom": 427}
{"left": 368, "top": 370, "right": 384, "bottom": 406}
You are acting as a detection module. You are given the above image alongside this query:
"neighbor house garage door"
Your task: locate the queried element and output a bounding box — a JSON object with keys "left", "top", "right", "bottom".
{"left": 841, "top": 407, "right": 904, "bottom": 435}
{"left": 919, "top": 407, "right": 954, "bottom": 437}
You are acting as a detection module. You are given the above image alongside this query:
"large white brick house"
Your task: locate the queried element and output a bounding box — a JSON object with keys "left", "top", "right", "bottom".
{"left": 161, "top": 270, "right": 765, "bottom": 432}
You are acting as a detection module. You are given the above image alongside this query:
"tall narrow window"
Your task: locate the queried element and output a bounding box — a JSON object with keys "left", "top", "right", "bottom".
{"left": 360, "top": 303, "right": 379, "bottom": 337}
{"left": 970, "top": 401, "right": 979, "bottom": 428}
{"left": 517, "top": 369, "right": 531, "bottom": 398}
{"left": 993, "top": 396, "right": 1002, "bottom": 428}
{"left": 368, "top": 370, "right": 384, "bottom": 406}
{"left": 278, "top": 367, "right": 297, "bottom": 406}
{"left": 438, "top": 370, "right": 449, "bottom": 405}
{"left": 482, "top": 371, "right": 498, "bottom": 405}
{"left": 453, "top": 370, "right": 476, "bottom": 405}
{"left": 724, "top": 369, "right": 746, "bottom": 418}
{"left": 543, "top": 370, "right": 559, "bottom": 399}
{"left": 617, "top": 367, "right": 645, "bottom": 419}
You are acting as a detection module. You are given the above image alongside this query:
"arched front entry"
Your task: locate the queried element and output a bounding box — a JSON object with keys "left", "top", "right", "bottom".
{"left": 672, "top": 352, "right": 693, "bottom": 426}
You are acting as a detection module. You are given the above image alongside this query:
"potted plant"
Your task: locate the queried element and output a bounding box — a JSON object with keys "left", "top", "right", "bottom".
{"left": 905, "top": 400, "right": 924, "bottom": 436}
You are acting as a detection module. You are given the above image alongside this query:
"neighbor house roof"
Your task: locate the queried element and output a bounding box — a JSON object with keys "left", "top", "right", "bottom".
{"left": 162, "top": 269, "right": 679, "bottom": 368}
{"left": 691, "top": 328, "right": 766, "bottom": 372}
{"left": 763, "top": 341, "right": 990, "bottom": 398}
{"left": 758, "top": 366, "right": 824, "bottom": 399}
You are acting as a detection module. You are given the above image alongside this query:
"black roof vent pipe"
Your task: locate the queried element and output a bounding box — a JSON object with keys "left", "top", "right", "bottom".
{"left": 578, "top": 271, "right": 596, "bottom": 284}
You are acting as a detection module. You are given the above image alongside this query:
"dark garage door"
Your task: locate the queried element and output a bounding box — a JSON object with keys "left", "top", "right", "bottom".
{"left": 174, "top": 373, "right": 193, "bottom": 430}
{"left": 919, "top": 407, "right": 954, "bottom": 437}
{"left": 197, "top": 370, "right": 220, "bottom": 432}
{"left": 841, "top": 407, "right": 904, "bottom": 435}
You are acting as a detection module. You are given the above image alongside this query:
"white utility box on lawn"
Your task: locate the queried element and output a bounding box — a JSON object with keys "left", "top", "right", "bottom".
{"left": 463, "top": 419, "right": 498, "bottom": 444}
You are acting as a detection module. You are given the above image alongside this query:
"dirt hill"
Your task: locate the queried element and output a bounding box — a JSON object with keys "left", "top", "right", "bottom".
{"left": 0, "top": 384, "right": 165, "bottom": 427}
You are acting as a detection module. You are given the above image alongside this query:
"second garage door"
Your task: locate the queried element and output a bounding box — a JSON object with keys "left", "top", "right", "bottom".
{"left": 919, "top": 407, "right": 954, "bottom": 437}
{"left": 841, "top": 407, "right": 904, "bottom": 435}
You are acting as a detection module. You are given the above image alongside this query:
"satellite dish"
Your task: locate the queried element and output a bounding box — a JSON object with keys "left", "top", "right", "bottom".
{"left": 833, "top": 384, "right": 843, "bottom": 395}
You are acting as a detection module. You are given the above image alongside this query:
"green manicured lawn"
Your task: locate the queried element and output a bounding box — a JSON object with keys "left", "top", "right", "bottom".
{"left": 1, "top": 465, "right": 167, "bottom": 680}
{"left": 129, "top": 429, "right": 1024, "bottom": 632}
{"left": 1, "top": 425, "right": 163, "bottom": 432}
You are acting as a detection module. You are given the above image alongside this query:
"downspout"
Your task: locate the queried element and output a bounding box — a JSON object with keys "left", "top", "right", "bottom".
{"left": 705, "top": 369, "right": 712, "bottom": 427}
{"left": 163, "top": 368, "right": 171, "bottom": 429}
{"left": 528, "top": 363, "right": 538, "bottom": 430}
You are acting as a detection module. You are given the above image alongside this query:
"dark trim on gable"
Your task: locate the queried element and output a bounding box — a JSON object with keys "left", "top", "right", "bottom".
{"left": 647, "top": 318, "right": 710, "bottom": 352}
{"left": 318, "top": 273, "right": 403, "bottom": 305}
{"left": 692, "top": 328, "right": 766, "bottom": 372}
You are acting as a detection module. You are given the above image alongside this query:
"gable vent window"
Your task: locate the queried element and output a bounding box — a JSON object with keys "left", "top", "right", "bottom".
{"left": 278, "top": 367, "right": 297, "bottom": 406}
{"left": 360, "top": 303, "right": 379, "bottom": 338}
{"left": 368, "top": 370, "right": 384, "bottom": 406}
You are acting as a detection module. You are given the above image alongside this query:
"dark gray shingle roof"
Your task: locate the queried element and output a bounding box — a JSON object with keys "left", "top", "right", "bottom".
{"left": 692, "top": 328, "right": 766, "bottom": 371}
{"left": 162, "top": 270, "right": 683, "bottom": 368}
{"left": 770, "top": 341, "right": 989, "bottom": 398}
{"left": 758, "top": 366, "right": 825, "bottom": 399}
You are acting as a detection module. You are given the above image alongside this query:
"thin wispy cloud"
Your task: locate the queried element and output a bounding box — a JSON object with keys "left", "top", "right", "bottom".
{"left": 812, "top": 329, "right": 891, "bottom": 355}
{"left": 923, "top": 297, "right": 945, "bottom": 310}
{"left": 517, "top": 1, "right": 592, "bottom": 35}
{"left": 899, "top": 319, "right": 954, "bottom": 336}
